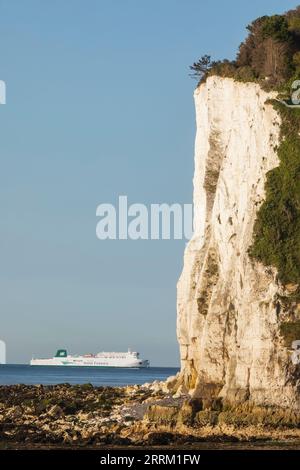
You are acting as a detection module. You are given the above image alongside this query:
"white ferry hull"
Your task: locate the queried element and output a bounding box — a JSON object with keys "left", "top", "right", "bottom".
{"left": 30, "top": 349, "right": 150, "bottom": 368}
{"left": 30, "top": 358, "right": 149, "bottom": 368}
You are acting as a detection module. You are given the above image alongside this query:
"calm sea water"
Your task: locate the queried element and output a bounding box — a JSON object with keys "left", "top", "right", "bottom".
{"left": 0, "top": 364, "right": 179, "bottom": 386}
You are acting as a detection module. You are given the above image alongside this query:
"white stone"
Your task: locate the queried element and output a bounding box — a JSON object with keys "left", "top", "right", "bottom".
{"left": 177, "top": 76, "right": 299, "bottom": 409}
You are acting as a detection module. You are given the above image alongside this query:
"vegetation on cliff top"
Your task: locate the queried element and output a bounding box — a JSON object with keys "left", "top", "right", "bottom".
{"left": 191, "top": 6, "right": 300, "bottom": 295}
{"left": 190, "top": 7, "right": 300, "bottom": 89}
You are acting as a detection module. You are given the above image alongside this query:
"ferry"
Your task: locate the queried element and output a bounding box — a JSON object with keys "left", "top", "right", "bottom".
{"left": 30, "top": 348, "right": 150, "bottom": 368}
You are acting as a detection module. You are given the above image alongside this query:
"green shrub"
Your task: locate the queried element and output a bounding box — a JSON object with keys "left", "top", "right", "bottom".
{"left": 249, "top": 102, "right": 300, "bottom": 288}
{"left": 261, "top": 15, "right": 291, "bottom": 41}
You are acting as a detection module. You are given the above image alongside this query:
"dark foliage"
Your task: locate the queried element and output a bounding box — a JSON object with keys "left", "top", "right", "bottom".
{"left": 189, "top": 55, "right": 213, "bottom": 81}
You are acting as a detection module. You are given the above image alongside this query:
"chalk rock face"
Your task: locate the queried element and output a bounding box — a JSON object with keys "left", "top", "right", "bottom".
{"left": 177, "top": 76, "right": 300, "bottom": 409}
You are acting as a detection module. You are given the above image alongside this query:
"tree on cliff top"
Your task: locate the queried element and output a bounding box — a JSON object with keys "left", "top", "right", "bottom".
{"left": 236, "top": 14, "right": 295, "bottom": 86}
{"left": 189, "top": 55, "right": 213, "bottom": 81}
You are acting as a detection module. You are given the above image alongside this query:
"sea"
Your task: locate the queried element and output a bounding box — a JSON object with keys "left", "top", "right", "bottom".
{"left": 0, "top": 364, "right": 179, "bottom": 387}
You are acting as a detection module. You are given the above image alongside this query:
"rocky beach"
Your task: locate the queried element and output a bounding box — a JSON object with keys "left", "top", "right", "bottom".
{"left": 1, "top": 379, "right": 300, "bottom": 449}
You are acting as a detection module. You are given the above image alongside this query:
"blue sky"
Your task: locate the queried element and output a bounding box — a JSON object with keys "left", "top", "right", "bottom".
{"left": 0, "top": 0, "right": 298, "bottom": 366}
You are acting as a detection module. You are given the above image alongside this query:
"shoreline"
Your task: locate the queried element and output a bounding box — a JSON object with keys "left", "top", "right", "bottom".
{"left": 1, "top": 441, "right": 300, "bottom": 450}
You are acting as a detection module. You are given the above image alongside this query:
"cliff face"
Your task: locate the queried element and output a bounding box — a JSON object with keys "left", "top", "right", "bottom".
{"left": 177, "top": 76, "right": 300, "bottom": 409}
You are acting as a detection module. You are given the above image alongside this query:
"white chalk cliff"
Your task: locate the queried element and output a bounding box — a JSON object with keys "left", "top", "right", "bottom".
{"left": 177, "top": 76, "right": 300, "bottom": 409}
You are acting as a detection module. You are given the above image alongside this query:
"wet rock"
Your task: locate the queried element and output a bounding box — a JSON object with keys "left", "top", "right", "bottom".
{"left": 194, "top": 410, "right": 219, "bottom": 426}
{"left": 144, "top": 432, "right": 175, "bottom": 446}
{"left": 95, "top": 433, "right": 132, "bottom": 446}
{"left": 202, "top": 397, "right": 223, "bottom": 411}
{"left": 145, "top": 405, "right": 179, "bottom": 426}
{"left": 178, "top": 399, "right": 203, "bottom": 426}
